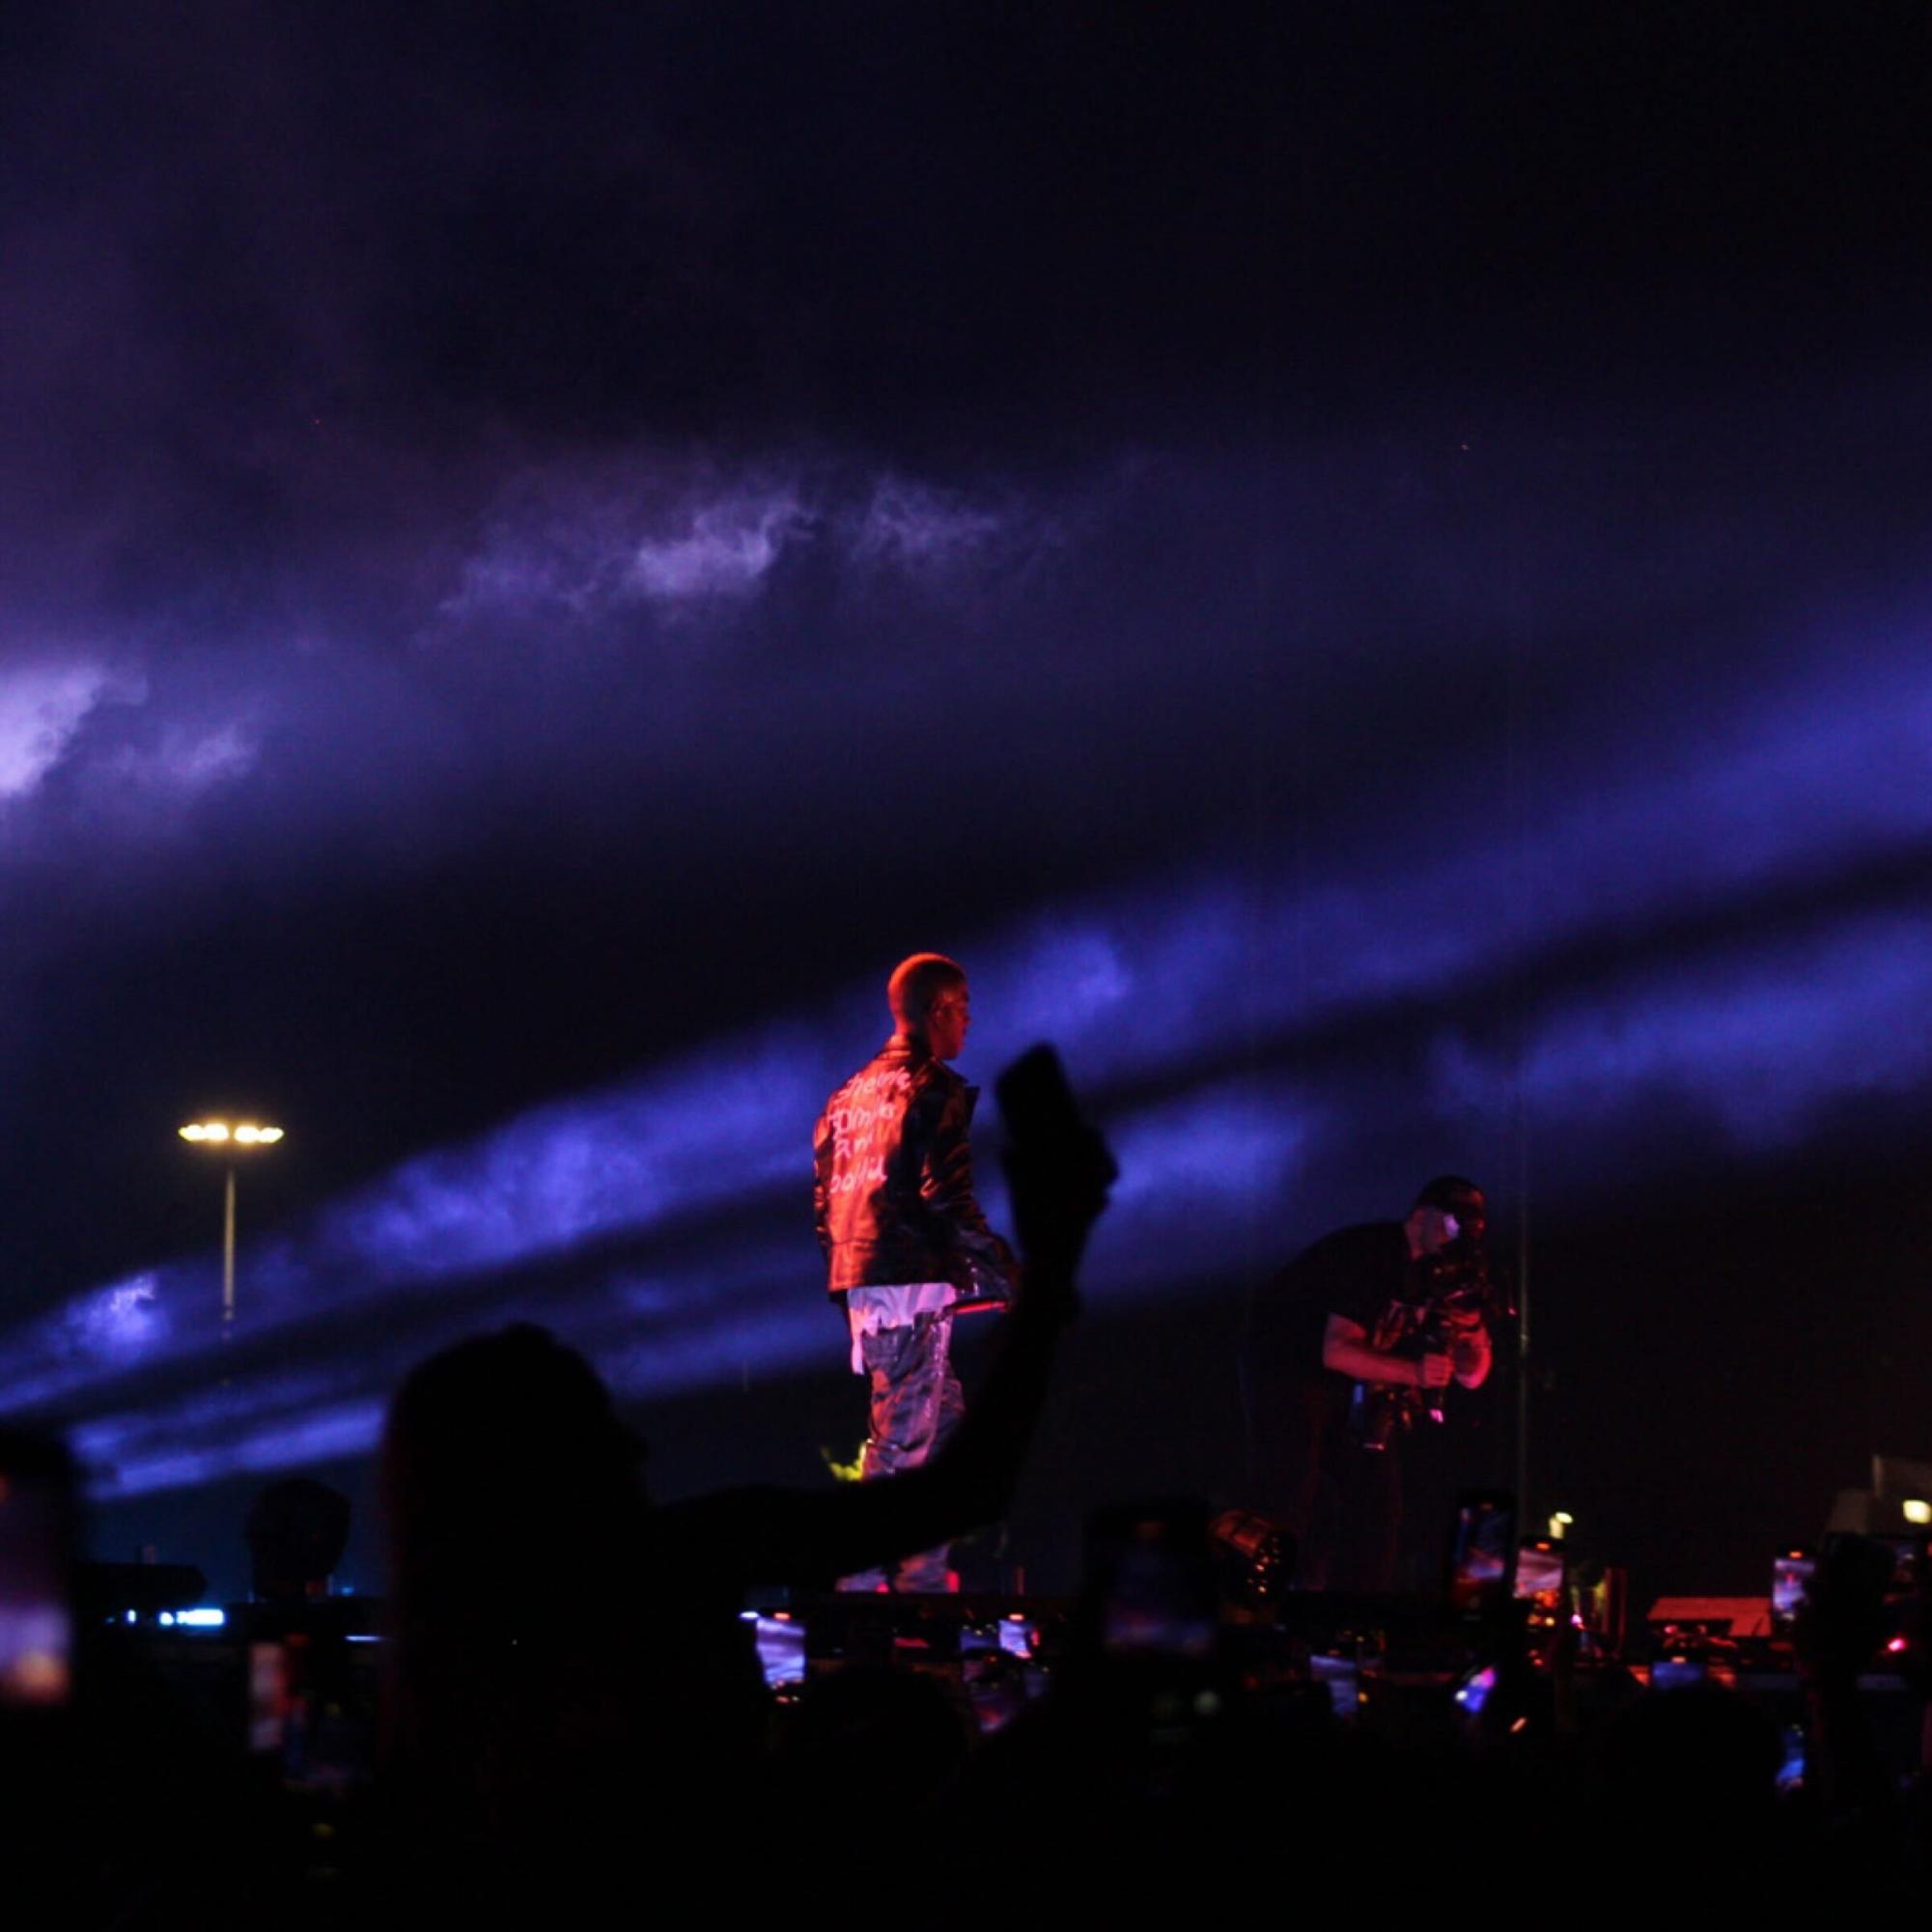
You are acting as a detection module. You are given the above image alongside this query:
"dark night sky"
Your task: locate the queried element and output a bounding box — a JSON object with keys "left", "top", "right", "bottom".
{"left": 2, "top": 3, "right": 1931, "bottom": 1599}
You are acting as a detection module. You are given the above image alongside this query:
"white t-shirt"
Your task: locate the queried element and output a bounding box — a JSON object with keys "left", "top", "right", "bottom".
{"left": 844, "top": 1280, "right": 955, "bottom": 1374}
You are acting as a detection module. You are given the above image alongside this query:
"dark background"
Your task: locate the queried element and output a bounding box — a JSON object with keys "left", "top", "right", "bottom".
{"left": 1, "top": 2, "right": 1929, "bottom": 1604}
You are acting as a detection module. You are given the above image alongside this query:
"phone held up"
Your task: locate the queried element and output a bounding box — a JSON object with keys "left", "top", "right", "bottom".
{"left": 1446, "top": 1490, "right": 1517, "bottom": 1618}
{"left": 0, "top": 1429, "right": 77, "bottom": 1717}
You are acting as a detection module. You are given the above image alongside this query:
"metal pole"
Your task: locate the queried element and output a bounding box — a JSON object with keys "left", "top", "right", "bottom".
{"left": 1514, "top": 1178, "right": 1531, "bottom": 1525}
{"left": 1505, "top": 520, "right": 1534, "bottom": 1527}
{"left": 222, "top": 1164, "right": 237, "bottom": 1335}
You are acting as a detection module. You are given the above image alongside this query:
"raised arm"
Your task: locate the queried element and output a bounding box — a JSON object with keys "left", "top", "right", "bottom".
{"left": 1448, "top": 1313, "right": 1493, "bottom": 1389}
{"left": 1322, "top": 1312, "right": 1452, "bottom": 1389}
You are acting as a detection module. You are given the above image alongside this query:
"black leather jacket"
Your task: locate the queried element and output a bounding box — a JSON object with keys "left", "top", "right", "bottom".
{"left": 813, "top": 1036, "right": 1016, "bottom": 1297}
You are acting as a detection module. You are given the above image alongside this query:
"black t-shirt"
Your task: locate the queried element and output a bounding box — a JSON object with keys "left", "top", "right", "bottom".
{"left": 1250, "top": 1220, "right": 1419, "bottom": 1385}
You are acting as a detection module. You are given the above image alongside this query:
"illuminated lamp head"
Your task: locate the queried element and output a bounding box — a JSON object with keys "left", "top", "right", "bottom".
{"left": 1409, "top": 1174, "right": 1487, "bottom": 1256}
{"left": 887, "top": 953, "right": 969, "bottom": 1060}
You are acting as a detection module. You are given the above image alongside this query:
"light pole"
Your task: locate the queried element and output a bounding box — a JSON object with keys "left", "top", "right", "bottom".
{"left": 179, "top": 1121, "right": 285, "bottom": 1334}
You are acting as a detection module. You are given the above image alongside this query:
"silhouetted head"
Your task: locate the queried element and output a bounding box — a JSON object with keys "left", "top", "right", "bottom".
{"left": 887, "top": 953, "right": 969, "bottom": 1059}
{"left": 245, "top": 1476, "right": 351, "bottom": 1600}
{"left": 378, "top": 1327, "right": 665, "bottom": 1874}
{"left": 381, "top": 1324, "right": 646, "bottom": 1612}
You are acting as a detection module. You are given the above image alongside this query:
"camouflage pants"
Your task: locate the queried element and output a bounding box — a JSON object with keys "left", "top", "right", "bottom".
{"left": 843, "top": 1309, "right": 966, "bottom": 1592}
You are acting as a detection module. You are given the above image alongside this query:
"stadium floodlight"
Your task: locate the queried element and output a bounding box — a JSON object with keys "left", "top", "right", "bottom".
{"left": 178, "top": 1121, "right": 286, "bottom": 1331}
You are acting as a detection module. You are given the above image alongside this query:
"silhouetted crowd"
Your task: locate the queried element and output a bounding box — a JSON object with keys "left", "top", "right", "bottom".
{"left": 3, "top": 1053, "right": 1928, "bottom": 1926}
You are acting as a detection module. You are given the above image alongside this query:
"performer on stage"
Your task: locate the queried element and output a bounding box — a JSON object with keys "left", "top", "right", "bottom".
{"left": 814, "top": 953, "right": 1017, "bottom": 1591}
{"left": 1246, "top": 1175, "right": 1496, "bottom": 1592}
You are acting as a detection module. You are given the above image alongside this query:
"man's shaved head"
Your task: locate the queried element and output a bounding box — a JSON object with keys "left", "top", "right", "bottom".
{"left": 1414, "top": 1175, "right": 1485, "bottom": 1220}
{"left": 888, "top": 953, "right": 966, "bottom": 1031}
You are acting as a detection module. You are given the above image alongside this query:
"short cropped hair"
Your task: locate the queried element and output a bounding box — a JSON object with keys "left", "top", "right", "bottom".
{"left": 887, "top": 953, "right": 966, "bottom": 1028}
{"left": 1414, "top": 1174, "right": 1484, "bottom": 1215}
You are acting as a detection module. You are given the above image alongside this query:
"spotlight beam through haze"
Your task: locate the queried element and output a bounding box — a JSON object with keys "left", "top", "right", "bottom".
{"left": 1, "top": 634, "right": 1928, "bottom": 1498}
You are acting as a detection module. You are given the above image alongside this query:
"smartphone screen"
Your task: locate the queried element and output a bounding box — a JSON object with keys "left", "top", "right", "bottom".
{"left": 1650, "top": 1657, "right": 1709, "bottom": 1692}
{"left": 1446, "top": 1492, "right": 1516, "bottom": 1615}
{"left": 1515, "top": 1540, "right": 1565, "bottom": 1603}
{"left": 1089, "top": 1505, "right": 1218, "bottom": 1661}
{"left": 1882, "top": 1536, "right": 1926, "bottom": 1593}
{"left": 1454, "top": 1662, "right": 1498, "bottom": 1715}
{"left": 0, "top": 1435, "right": 76, "bottom": 1709}
{"left": 1775, "top": 1723, "right": 1806, "bottom": 1794}
{"left": 1771, "top": 1552, "right": 1813, "bottom": 1627}
{"left": 248, "top": 1639, "right": 290, "bottom": 1752}
{"left": 1309, "top": 1652, "right": 1358, "bottom": 1719}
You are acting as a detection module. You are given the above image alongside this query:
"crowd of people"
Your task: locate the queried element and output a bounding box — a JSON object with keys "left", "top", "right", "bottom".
{"left": 2, "top": 1011, "right": 1928, "bottom": 1925}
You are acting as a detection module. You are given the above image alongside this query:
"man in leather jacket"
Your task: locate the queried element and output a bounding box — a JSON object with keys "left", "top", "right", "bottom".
{"left": 814, "top": 953, "right": 1017, "bottom": 1590}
